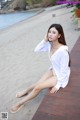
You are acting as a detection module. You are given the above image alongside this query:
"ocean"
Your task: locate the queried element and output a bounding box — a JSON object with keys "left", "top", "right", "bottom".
{"left": 0, "top": 11, "right": 38, "bottom": 29}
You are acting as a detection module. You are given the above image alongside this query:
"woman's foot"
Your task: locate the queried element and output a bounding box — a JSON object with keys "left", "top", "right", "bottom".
{"left": 16, "top": 90, "right": 28, "bottom": 98}
{"left": 10, "top": 103, "right": 24, "bottom": 113}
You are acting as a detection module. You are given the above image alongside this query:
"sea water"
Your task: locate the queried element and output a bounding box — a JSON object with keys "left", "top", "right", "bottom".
{"left": 0, "top": 11, "right": 37, "bottom": 29}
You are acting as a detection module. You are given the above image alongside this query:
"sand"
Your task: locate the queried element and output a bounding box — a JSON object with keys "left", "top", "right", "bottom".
{"left": 0, "top": 6, "right": 80, "bottom": 120}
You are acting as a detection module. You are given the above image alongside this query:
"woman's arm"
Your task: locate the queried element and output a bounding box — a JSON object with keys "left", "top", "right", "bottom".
{"left": 34, "top": 40, "right": 50, "bottom": 52}
{"left": 34, "top": 34, "right": 50, "bottom": 52}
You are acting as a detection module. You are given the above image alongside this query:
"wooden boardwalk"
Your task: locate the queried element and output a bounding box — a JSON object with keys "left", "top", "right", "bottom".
{"left": 32, "top": 36, "right": 80, "bottom": 120}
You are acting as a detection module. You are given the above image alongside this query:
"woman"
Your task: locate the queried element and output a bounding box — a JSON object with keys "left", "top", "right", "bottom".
{"left": 10, "top": 24, "right": 71, "bottom": 113}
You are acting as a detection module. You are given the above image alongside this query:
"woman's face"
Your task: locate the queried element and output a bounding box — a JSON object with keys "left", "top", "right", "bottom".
{"left": 48, "top": 27, "right": 60, "bottom": 42}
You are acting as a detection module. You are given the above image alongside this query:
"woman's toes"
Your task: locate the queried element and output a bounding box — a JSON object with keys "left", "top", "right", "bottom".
{"left": 10, "top": 104, "right": 24, "bottom": 113}
{"left": 16, "top": 91, "right": 28, "bottom": 98}
{"left": 16, "top": 92, "right": 21, "bottom": 98}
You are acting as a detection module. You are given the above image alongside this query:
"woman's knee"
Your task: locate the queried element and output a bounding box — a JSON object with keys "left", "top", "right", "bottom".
{"left": 34, "top": 84, "right": 42, "bottom": 92}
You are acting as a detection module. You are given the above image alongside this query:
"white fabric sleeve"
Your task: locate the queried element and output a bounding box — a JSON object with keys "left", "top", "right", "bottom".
{"left": 34, "top": 39, "right": 50, "bottom": 52}
{"left": 55, "top": 51, "right": 69, "bottom": 90}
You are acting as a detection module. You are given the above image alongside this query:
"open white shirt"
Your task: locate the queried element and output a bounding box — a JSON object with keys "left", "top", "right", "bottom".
{"left": 34, "top": 40, "right": 71, "bottom": 90}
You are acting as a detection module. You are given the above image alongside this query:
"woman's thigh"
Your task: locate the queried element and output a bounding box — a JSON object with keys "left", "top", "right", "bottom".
{"left": 36, "top": 76, "right": 57, "bottom": 90}
{"left": 37, "top": 69, "right": 53, "bottom": 84}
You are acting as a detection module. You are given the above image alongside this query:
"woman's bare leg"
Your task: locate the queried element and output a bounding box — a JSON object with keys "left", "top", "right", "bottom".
{"left": 16, "top": 69, "right": 53, "bottom": 98}
{"left": 10, "top": 76, "right": 57, "bottom": 113}
{"left": 16, "top": 84, "right": 35, "bottom": 98}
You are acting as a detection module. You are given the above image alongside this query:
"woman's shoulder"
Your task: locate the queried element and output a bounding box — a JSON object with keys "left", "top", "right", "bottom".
{"left": 59, "top": 45, "right": 69, "bottom": 55}
{"left": 60, "top": 45, "right": 68, "bottom": 51}
{"left": 61, "top": 44, "right": 68, "bottom": 48}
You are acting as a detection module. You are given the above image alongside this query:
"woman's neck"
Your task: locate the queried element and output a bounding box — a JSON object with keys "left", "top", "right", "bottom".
{"left": 51, "top": 41, "right": 61, "bottom": 49}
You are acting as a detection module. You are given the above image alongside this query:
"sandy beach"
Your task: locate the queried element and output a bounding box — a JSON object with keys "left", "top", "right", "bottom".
{"left": 0, "top": 6, "right": 80, "bottom": 120}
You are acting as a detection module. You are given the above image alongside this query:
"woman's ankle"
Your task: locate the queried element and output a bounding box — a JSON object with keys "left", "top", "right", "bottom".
{"left": 19, "top": 101, "right": 24, "bottom": 106}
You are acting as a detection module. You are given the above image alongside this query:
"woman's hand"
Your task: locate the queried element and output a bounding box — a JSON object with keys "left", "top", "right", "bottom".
{"left": 44, "top": 33, "right": 48, "bottom": 42}
{"left": 50, "top": 87, "right": 58, "bottom": 94}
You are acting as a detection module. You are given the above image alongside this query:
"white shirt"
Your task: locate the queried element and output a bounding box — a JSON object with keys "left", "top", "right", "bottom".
{"left": 34, "top": 40, "right": 71, "bottom": 90}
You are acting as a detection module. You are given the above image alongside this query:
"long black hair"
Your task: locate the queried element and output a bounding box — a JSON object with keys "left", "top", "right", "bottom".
{"left": 48, "top": 24, "right": 66, "bottom": 45}
{"left": 47, "top": 24, "right": 71, "bottom": 67}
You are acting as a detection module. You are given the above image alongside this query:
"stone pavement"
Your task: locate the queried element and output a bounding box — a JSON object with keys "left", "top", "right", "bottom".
{"left": 0, "top": 6, "right": 80, "bottom": 120}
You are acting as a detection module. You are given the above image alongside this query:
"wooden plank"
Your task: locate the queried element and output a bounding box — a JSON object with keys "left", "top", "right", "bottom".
{"left": 78, "top": 18, "right": 80, "bottom": 29}
{"left": 32, "top": 36, "right": 80, "bottom": 120}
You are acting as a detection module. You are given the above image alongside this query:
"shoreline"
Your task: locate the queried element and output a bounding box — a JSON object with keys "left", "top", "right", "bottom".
{"left": 0, "top": 8, "right": 45, "bottom": 31}
{"left": 0, "top": 4, "right": 67, "bottom": 14}
{"left": 0, "top": 9, "right": 44, "bottom": 31}
{"left": 0, "top": 4, "right": 66, "bottom": 31}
